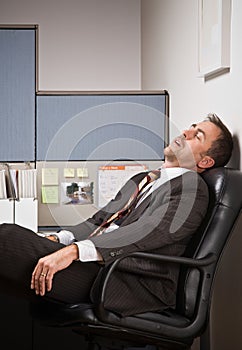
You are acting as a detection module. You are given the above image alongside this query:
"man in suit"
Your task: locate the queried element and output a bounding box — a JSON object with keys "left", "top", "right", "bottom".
{"left": 0, "top": 113, "right": 233, "bottom": 316}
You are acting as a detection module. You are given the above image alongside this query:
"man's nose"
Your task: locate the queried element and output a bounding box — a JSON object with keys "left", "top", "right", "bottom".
{"left": 183, "top": 129, "right": 195, "bottom": 140}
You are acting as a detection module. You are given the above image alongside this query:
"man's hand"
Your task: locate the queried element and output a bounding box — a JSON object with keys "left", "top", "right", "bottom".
{"left": 30, "top": 244, "right": 79, "bottom": 296}
{"left": 46, "top": 234, "right": 59, "bottom": 242}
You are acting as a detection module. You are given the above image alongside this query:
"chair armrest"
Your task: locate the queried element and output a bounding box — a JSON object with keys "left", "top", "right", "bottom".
{"left": 95, "top": 252, "right": 217, "bottom": 339}
{"left": 99, "top": 252, "right": 217, "bottom": 305}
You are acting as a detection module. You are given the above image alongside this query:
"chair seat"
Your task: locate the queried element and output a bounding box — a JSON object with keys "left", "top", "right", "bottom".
{"left": 134, "top": 309, "right": 191, "bottom": 327}
{"left": 30, "top": 301, "right": 97, "bottom": 326}
{"left": 31, "top": 301, "right": 193, "bottom": 349}
{"left": 31, "top": 301, "right": 191, "bottom": 335}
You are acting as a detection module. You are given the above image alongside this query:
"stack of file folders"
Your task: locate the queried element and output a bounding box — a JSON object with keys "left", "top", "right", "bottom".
{"left": 0, "top": 163, "right": 37, "bottom": 200}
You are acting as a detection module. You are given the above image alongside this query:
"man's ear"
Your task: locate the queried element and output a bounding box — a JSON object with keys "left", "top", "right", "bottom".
{"left": 197, "top": 156, "right": 215, "bottom": 169}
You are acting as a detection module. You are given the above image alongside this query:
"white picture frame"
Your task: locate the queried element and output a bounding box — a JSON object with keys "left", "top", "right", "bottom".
{"left": 198, "top": 0, "right": 231, "bottom": 78}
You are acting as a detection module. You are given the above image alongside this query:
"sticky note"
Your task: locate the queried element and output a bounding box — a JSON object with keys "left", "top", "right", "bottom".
{"left": 77, "top": 167, "right": 88, "bottom": 177}
{"left": 41, "top": 186, "right": 59, "bottom": 204}
{"left": 64, "top": 168, "right": 75, "bottom": 178}
{"left": 42, "top": 168, "right": 59, "bottom": 185}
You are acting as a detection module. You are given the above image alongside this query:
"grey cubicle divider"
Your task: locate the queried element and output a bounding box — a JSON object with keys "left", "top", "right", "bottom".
{"left": 36, "top": 91, "right": 168, "bottom": 161}
{"left": 36, "top": 91, "right": 169, "bottom": 228}
{"left": 0, "top": 27, "right": 36, "bottom": 162}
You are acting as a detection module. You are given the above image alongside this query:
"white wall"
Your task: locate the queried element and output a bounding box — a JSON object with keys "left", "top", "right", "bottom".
{"left": 141, "top": 2, "right": 242, "bottom": 349}
{"left": 141, "top": 0, "right": 242, "bottom": 170}
{"left": 0, "top": 0, "right": 141, "bottom": 91}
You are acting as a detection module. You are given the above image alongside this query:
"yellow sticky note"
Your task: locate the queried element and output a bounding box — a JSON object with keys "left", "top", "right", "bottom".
{"left": 42, "top": 186, "right": 59, "bottom": 204}
{"left": 42, "top": 168, "right": 59, "bottom": 185}
{"left": 77, "top": 167, "right": 88, "bottom": 177}
{"left": 64, "top": 168, "right": 75, "bottom": 178}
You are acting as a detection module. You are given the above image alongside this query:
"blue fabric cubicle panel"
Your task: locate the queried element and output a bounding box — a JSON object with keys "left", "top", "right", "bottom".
{"left": 0, "top": 28, "right": 36, "bottom": 161}
{"left": 37, "top": 93, "right": 167, "bottom": 161}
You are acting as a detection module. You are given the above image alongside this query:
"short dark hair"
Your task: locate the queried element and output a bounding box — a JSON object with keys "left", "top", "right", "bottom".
{"left": 204, "top": 113, "right": 233, "bottom": 168}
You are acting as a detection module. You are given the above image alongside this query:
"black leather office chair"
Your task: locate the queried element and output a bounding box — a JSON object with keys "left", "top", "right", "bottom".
{"left": 31, "top": 167, "right": 242, "bottom": 350}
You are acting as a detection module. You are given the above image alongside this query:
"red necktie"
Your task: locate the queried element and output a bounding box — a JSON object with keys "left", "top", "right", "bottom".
{"left": 89, "top": 169, "right": 160, "bottom": 237}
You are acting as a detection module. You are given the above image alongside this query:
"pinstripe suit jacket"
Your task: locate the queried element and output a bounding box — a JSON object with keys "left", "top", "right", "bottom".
{"left": 67, "top": 170, "right": 209, "bottom": 316}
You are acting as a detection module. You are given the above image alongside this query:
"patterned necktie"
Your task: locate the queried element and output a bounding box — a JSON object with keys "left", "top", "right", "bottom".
{"left": 88, "top": 169, "right": 160, "bottom": 237}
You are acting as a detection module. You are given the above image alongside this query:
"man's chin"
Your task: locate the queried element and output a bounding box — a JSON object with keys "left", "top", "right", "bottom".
{"left": 164, "top": 146, "right": 178, "bottom": 158}
{"left": 164, "top": 152, "right": 178, "bottom": 163}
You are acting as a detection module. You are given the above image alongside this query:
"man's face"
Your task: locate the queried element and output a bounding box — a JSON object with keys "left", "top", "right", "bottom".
{"left": 164, "top": 121, "right": 221, "bottom": 170}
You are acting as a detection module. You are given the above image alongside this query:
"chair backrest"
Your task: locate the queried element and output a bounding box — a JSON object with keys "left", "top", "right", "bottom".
{"left": 176, "top": 167, "right": 242, "bottom": 318}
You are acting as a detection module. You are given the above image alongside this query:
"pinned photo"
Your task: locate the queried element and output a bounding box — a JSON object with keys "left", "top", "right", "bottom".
{"left": 61, "top": 181, "right": 93, "bottom": 205}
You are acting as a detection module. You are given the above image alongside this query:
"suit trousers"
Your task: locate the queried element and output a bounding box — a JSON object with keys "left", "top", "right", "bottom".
{"left": 0, "top": 223, "right": 102, "bottom": 305}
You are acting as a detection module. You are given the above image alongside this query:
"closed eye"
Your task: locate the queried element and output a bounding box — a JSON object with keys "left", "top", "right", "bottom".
{"left": 190, "top": 124, "right": 205, "bottom": 142}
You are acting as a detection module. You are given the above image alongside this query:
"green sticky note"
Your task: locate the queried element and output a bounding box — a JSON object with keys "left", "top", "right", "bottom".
{"left": 42, "top": 186, "right": 59, "bottom": 204}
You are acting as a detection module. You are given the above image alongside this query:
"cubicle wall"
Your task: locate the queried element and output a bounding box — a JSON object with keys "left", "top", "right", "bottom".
{"left": 0, "top": 26, "right": 36, "bottom": 162}
{"left": 0, "top": 26, "right": 169, "bottom": 229}
{"left": 37, "top": 93, "right": 168, "bottom": 161}
{"left": 36, "top": 91, "right": 169, "bottom": 228}
{"left": 0, "top": 26, "right": 37, "bottom": 230}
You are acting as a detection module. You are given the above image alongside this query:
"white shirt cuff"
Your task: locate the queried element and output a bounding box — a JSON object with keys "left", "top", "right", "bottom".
{"left": 74, "top": 239, "right": 102, "bottom": 262}
{"left": 56, "top": 230, "right": 75, "bottom": 245}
